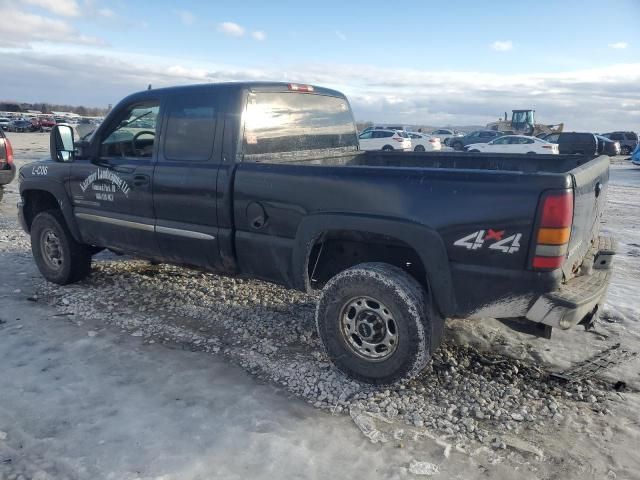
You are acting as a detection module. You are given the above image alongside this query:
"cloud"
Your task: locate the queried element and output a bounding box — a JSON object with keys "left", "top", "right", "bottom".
{"left": 608, "top": 42, "right": 628, "bottom": 49}
{"left": 98, "top": 7, "right": 114, "bottom": 18}
{"left": 0, "top": 7, "right": 106, "bottom": 46}
{"left": 336, "top": 31, "right": 347, "bottom": 41}
{"left": 251, "top": 31, "right": 266, "bottom": 41}
{"left": 490, "top": 40, "right": 513, "bottom": 52}
{"left": 0, "top": 48, "right": 638, "bottom": 132}
{"left": 23, "top": 0, "right": 79, "bottom": 16}
{"left": 176, "top": 10, "right": 196, "bottom": 26}
{"left": 217, "top": 21, "right": 245, "bottom": 37}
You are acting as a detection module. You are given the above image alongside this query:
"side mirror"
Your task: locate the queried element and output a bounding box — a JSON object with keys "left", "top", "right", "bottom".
{"left": 50, "top": 125, "right": 75, "bottom": 162}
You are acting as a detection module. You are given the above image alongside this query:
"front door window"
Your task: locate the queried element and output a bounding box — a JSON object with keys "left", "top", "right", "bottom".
{"left": 101, "top": 102, "right": 160, "bottom": 159}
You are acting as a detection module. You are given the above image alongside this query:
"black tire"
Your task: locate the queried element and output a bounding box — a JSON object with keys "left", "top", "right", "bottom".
{"left": 382, "top": 145, "right": 394, "bottom": 151}
{"left": 621, "top": 146, "right": 631, "bottom": 156}
{"left": 526, "top": 151, "right": 536, "bottom": 155}
{"left": 414, "top": 145, "right": 426, "bottom": 152}
{"left": 469, "top": 149, "right": 480, "bottom": 153}
{"left": 316, "top": 262, "right": 444, "bottom": 385}
{"left": 452, "top": 142, "right": 463, "bottom": 151}
{"left": 31, "top": 209, "right": 92, "bottom": 285}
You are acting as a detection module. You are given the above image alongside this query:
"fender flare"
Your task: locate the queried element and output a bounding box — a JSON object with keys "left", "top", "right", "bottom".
{"left": 290, "top": 213, "right": 456, "bottom": 317}
{"left": 20, "top": 179, "right": 82, "bottom": 242}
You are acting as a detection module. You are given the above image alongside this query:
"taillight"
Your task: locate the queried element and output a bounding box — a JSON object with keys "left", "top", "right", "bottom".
{"left": 393, "top": 136, "right": 404, "bottom": 142}
{"left": 429, "top": 139, "right": 437, "bottom": 143}
{"left": 4, "top": 138, "right": 13, "bottom": 165}
{"left": 542, "top": 145, "right": 553, "bottom": 149}
{"left": 532, "top": 190, "right": 573, "bottom": 270}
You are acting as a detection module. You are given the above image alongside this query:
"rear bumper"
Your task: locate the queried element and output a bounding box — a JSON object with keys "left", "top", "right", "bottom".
{"left": 525, "top": 236, "right": 615, "bottom": 329}
{"left": 0, "top": 164, "right": 15, "bottom": 185}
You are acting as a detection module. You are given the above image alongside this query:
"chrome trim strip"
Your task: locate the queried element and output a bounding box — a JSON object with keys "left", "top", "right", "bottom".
{"left": 75, "top": 212, "right": 215, "bottom": 240}
{"left": 156, "top": 225, "right": 215, "bottom": 240}
{"left": 75, "top": 212, "right": 154, "bottom": 232}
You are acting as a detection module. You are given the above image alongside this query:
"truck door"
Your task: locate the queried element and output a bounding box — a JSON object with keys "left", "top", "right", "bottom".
{"left": 68, "top": 99, "right": 161, "bottom": 256}
{"left": 152, "top": 88, "right": 222, "bottom": 269}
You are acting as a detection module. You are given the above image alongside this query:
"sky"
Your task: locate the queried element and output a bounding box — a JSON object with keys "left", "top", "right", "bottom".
{"left": 0, "top": 0, "right": 638, "bottom": 131}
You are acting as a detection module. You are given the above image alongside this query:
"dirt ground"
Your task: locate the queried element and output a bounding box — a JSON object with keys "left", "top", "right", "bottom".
{"left": 1, "top": 132, "right": 639, "bottom": 480}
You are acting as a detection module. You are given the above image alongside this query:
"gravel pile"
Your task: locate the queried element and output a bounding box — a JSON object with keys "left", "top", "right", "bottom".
{"left": 33, "top": 257, "right": 613, "bottom": 450}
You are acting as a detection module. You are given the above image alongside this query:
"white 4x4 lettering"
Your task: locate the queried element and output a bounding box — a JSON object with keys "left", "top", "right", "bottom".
{"left": 453, "top": 230, "right": 486, "bottom": 250}
{"left": 488, "top": 233, "right": 522, "bottom": 254}
{"left": 454, "top": 230, "right": 522, "bottom": 254}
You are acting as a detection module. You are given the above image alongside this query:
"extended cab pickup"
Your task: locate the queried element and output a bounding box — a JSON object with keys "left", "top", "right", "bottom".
{"left": 18, "top": 82, "right": 615, "bottom": 384}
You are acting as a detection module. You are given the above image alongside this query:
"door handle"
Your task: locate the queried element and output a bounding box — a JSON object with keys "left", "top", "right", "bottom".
{"left": 132, "top": 174, "right": 149, "bottom": 187}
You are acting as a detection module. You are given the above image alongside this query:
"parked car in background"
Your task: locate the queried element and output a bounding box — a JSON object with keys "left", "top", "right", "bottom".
{"left": 0, "top": 129, "right": 15, "bottom": 186}
{"left": 449, "top": 130, "right": 504, "bottom": 150}
{"left": 465, "top": 135, "right": 559, "bottom": 154}
{"left": 631, "top": 144, "right": 640, "bottom": 166}
{"left": 361, "top": 125, "right": 412, "bottom": 134}
{"left": 408, "top": 132, "right": 441, "bottom": 151}
{"left": 9, "top": 119, "right": 32, "bottom": 132}
{"left": 542, "top": 132, "right": 598, "bottom": 155}
{"left": 0, "top": 118, "right": 11, "bottom": 131}
{"left": 430, "top": 129, "right": 463, "bottom": 145}
{"left": 596, "top": 135, "right": 621, "bottom": 157}
{"left": 358, "top": 129, "right": 412, "bottom": 151}
{"left": 36, "top": 117, "right": 56, "bottom": 132}
{"left": 602, "top": 131, "right": 638, "bottom": 156}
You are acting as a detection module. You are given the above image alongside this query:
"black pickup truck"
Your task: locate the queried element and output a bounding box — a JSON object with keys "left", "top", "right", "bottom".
{"left": 18, "top": 82, "right": 615, "bottom": 385}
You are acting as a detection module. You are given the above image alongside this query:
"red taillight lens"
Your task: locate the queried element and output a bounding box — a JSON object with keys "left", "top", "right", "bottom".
{"left": 393, "top": 136, "right": 404, "bottom": 142}
{"left": 532, "top": 190, "right": 574, "bottom": 271}
{"left": 542, "top": 145, "right": 553, "bottom": 149}
{"left": 429, "top": 139, "right": 437, "bottom": 143}
{"left": 540, "top": 191, "right": 573, "bottom": 228}
{"left": 5, "top": 138, "right": 13, "bottom": 165}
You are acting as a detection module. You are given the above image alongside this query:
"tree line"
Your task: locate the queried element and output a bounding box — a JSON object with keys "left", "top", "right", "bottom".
{"left": 0, "top": 101, "right": 108, "bottom": 117}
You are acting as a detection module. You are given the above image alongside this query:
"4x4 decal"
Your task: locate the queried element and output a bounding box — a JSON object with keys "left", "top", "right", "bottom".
{"left": 454, "top": 229, "right": 522, "bottom": 254}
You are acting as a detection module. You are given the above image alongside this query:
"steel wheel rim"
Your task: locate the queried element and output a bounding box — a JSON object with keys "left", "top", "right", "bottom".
{"left": 40, "top": 228, "right": 63, "bottom": 270}
{"left": 340, "top": 296, "right": 398, "bottom": 361}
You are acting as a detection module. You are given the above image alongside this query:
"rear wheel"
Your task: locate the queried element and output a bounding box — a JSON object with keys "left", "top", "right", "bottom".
{"left": 316, "top": 263, "right": 444, "bottom": 385}
{"left": 382, "top": 145, "right": 394, "bottom": 151}
{"left": 414, "top": 145, "right": 426, "bottom": 152}
{"left": 31, "top": 210, "right": 92, "bottom": 285}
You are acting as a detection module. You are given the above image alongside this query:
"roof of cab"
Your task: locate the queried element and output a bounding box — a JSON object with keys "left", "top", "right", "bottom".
{"left": 125, "top": 82, "right": 347, "bottom": 100}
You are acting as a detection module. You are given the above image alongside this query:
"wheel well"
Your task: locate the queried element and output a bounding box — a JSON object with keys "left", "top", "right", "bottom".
{"left": 22, "top": 190, "right": 59, "bottom": 231}
{"left": 307, "top": 230, "right": 428, "bottom": 292}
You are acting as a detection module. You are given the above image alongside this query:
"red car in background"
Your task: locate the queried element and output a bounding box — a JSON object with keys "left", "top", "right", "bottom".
{"left": 0, "top": 129, "right": 15, "bottom": 187}
{"left": 31, "top": 117, "right": 56, "bottom": 132}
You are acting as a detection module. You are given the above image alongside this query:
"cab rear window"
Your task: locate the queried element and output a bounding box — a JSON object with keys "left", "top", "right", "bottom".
{"left": 243, "top": 92, "right": 358, "bottom": 163}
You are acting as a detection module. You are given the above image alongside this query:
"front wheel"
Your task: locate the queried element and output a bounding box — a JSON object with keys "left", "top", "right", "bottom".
{"left": 382, "top": 145, "right": 394, "bottom": 151}
{"left": 414, "top": 145, "right": 426, "bottom": 152}
{"left": 316, "top": 263, "right": 443, "bottom": 385}
{"left": 31, "top": 210, "right": 93, "bottom": 285}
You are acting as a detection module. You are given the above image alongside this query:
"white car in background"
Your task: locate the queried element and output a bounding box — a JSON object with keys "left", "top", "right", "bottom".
{"left": 465, "top": 135, "right": 559, "bottom": 154}
{"left": 430, "top": 128, "right": 463, "bottom": 145}
{"left": 0, "top": 118, "right": 11, "bottom": 131}
{"left": 408, "top": 132, "right": 441, "bottom": 151}
{"left": 358, "top": 129, "right": 412, "bottom": 151}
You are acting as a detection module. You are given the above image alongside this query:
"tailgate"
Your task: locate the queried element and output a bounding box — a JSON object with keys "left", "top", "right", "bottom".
{"left": 563, "top": 155, "right": 610, "bottom": 278}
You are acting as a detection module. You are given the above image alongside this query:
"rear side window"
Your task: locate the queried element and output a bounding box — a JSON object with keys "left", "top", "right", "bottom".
{"left": 625, "top": 133, "right": 638, "bottom": 140}
{"left": 164, "top": 93, "right": 216, "bottom": 161}
{"left": 243, "top": 92, "right": 358, "bottom": 163}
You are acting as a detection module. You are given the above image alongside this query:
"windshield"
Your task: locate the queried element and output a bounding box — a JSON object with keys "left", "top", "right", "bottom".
{"left": 512, "top": 110, "right": 534, "bottom": 128}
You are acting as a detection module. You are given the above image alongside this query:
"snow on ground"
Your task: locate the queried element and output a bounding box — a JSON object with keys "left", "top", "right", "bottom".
{"left": 1, "top": 133, "right": 639, "bottom": 479}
